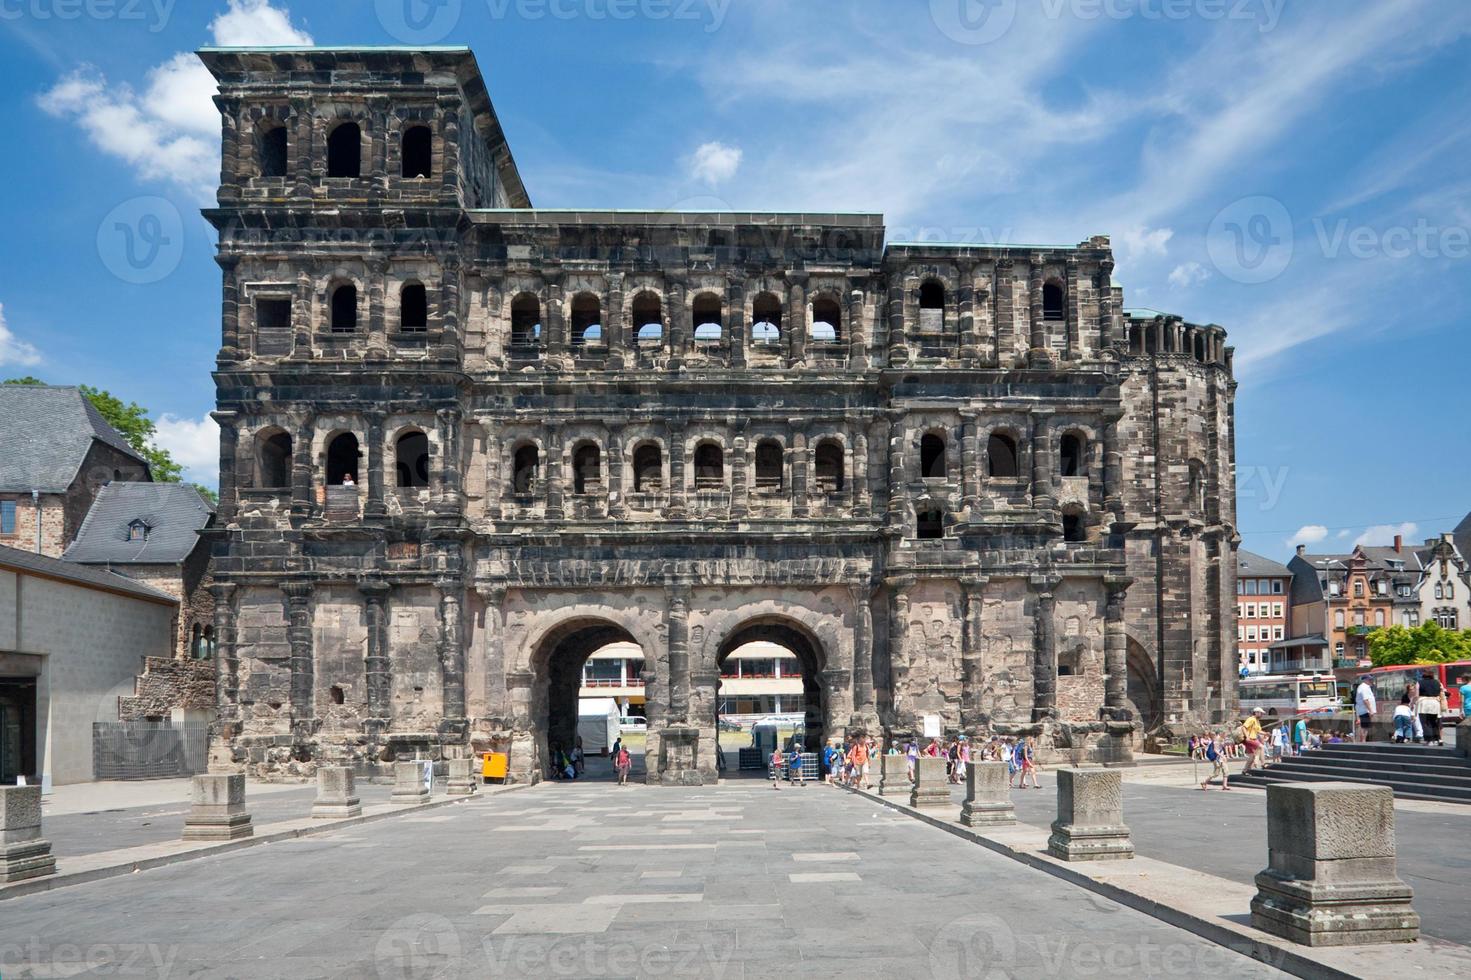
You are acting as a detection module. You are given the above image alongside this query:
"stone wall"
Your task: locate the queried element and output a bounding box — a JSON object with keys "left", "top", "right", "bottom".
{"left": 117, "top": 657, "right": 215, "bottom": 721}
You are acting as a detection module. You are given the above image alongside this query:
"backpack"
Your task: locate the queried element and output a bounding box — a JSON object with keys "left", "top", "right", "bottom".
{"left": 1012, "top": 742, "right": 1027, "bottom": 767}
{"left": 1206, "top": 741, "right": 1218, "bottom": 762}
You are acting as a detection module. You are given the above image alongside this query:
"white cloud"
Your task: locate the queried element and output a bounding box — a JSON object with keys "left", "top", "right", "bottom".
{"left": 1287, "top": 524, "right": 1328, "bottom": 549}
{"left": 1116, "top": 226, "right": 1174, "bottom": 262}
{"left": 37, "top": 1, "right": 311, "bottom": 199}
{"left": 689, "top": 142, "right": 743, "bottom": 185}
{"left": 1353, "top": 522, "right": 1418, "bottom": 549}
{"left": 1168, "top": 261, "right": 1210, "bottom": 289}
{"left": 0, "top": 304, "right": 42, "bottom": 368}
{"left": 155, "top": 413, "right": 220, "bottom": 484}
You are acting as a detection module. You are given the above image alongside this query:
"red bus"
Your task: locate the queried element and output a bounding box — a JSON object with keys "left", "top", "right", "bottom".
{"left": 1365, "top": 661, "right": 1471, "bottom": 719}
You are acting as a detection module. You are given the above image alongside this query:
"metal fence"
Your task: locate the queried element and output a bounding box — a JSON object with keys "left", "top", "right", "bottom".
{"left": 92, "top": 722, "right": 209, "bottom": 780}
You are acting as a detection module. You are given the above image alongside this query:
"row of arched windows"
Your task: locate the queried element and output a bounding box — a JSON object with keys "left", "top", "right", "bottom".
{"left": 254, "top": 430, "right": 433, "bottom": 489}
{"left": 509, "top": 291, "right": 847, "bottom": 349}
{"left": 912, "top": 431, "right": 1086, "bottom": 480}
{"left": 325, "top": 282, "right": 428, "bottom": 334}
{"left": 257, "top": 121, "right": 433, "bottom": 180}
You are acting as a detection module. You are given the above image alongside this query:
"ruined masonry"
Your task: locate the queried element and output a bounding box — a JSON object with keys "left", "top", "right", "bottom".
{"left": 200, "top": 47, "right": 1239, "bottom": 785}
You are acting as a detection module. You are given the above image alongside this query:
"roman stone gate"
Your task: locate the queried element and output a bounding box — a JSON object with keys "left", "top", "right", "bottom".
{"left": 199, "top": 47, "right": 1239, "bottom": 785}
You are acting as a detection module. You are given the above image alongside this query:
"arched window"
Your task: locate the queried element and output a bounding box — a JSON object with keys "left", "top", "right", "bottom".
{"left": 258, "top": 430, "right": 292, "bottom": 488}
{"left": 632, "top": 292, "right": 663, "bottom": 347}
{"left": 751, "top": 292, "right": 781, "bottom": 346}
{"left": 919, "top": 279, "right": 945, "bottom": 331}
{"left": 1188, "top": 460, "right": 1207, "bottom": 512}
{"left": 917, "top": 508, "right": 944, "bottom": 539}
{"left": 755, "top": 439, "right": 783, "bottom": 489}
{"left": 811, "top": 296, "right": 841, "bottom": 343}
{"left": 920, "top": 433, "right": 947, "bottom": 479}
{"left": 326, "top": 433, "right": 359, "bottom": 486}
{"left": 1043, "top": 281, "right": 1065, "bottom": 321}
{"left": 814, "top": 440, "right": 844, "bottom": 493}
{"left": 401, "top": 125, "right": 432, "bottom": 178}
{"left": 260, "top": 124, "right": 287, "bottom": 178}
{"left": 330, "top": 283, "right": 358, "bottom": 333}
{"left": 510, "top": 293, "right": 542, "bottom": 346}
{"left": 1059, "top": 433, "right": 1084, "bottom": 478}
{"left": 1062, "top": 511, "right": 1085, "bottom": 542}
{"left": 570, "top": 292, "right": 602, "bottom": 346}
{"left": 327, "top": 122, "right": 361, "bottom": 178}
{"left": 512, "top": 444, "right": 539, "bottom": 495}
{"left": 692, "top": 292, "right": 722, "bottom": 345}
{"left": 400, "top": 283, "right": 428, "bottom": 332}
{"left": 395, "top": 430, "right": 429, "bottom": 488}
{"left": 694, "top": 442, "right": 723, "bottom": 489}
{"left": 572, "top": 443, "right": 601, "bottom": 495}
{"left": 633, "top": 443, "right": 662, "bottom": 492}
{"left": 988, "top": 433, "right": 1019, "bottom": 478}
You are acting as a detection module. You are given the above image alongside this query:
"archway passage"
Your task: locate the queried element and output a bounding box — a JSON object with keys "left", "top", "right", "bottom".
{"left": 534, "top": 620, "right": 643, "bottom": 782}
{"left": 1125, "top": 637, "right": 1161, "bottom": 732}
{"left": 714, "top": 619, "right": 827, "bottom": 778}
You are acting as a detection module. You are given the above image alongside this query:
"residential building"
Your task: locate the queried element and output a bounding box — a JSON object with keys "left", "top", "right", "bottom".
{"left": 1413, "top": 533, "right": 1470, "bottom": 632}
{"left": 580, "top": 639, "right": 807, "bottom": 722}
{"left": 1290, "top": 540, "right": 1416, "bottom": 682}
{"left": 1234, "top": 551, "right": 1292, "bottom": 674}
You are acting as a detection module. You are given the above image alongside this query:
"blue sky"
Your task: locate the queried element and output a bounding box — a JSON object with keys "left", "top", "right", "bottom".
{"left": 0, "top": 0, "right": 1467, "bottom": 562}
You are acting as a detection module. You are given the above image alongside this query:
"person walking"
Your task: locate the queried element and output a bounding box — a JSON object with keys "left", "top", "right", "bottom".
{"left": 851, "top": 736, "right": 871, "bottom": 790}
{"left": 1018, "top": 736, "right": 1041, "bottom": 789}
{"left": 1416, "top": 669, "right": 1444, "bottom": 746}
{"left": 613, "top": 743, "right": 632, "bottom": 785}
{"left": 1240, "top": 709, "right": 1266, "bottom": 773}
{"left": 788, "top": 743, "right": 806, "bottom": 787}
{"left": 1353, "top": 675, "right": 1377, "bottom": 744}
{"left": 769, "top": 746, "right": 784, "bottom": 790}
{"left": 1200, "top": 732, "right": 1230, "bottom": 791}
{"left": 1292, "top": 716, "right": 1308, "bottom": 756}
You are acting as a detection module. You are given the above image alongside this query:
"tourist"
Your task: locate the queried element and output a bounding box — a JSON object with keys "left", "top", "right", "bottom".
{"left": 851, "top": 736, "right": 871, "bottom": 789}
{"left": 821, "top": 741, "right": 839, "bottom": 783}
{"left": 956, "top": 737, "right": 970, "bottom": 784}
{"left": 1416, "top": 669, "right": 1444, "bottom": 746}
{"left": 613, "top": 744, "right": 632, "bottom": 785}
{"left": 572, "top": 737, "right": 585, "bottom": 776}
{"left": 1200, "top": 732, "right": 1229, "bottom": 791}
{"left": 1406, "top": 676, "right": 1424, "bottom": 741}
{"left": 1353, "top": 675, "right": 1376, "bottom": 744}
{"left": 787, "top": 743, "right": 806, "bottom": 787}
{"left": 769, "top": 746, "right": 784, "bottom": 790}
{"left": 340, "top": 472, "right": 355, "bottom": 486}
{"left": 1268, "top": 723, "right": 1286, "bottom": 766}
{"left": 1392, "top": 694, "right": 1415, "bottom": 743}
{"left": 1292, "top": 716, "right": 1308, "bottom": 756}
{"left": 1018, "top": 736, "right": 1041, "bottom": 789}
{"left": 1460, "top": 675, "right": 1471, "bottom": 724}
{"left": 1239, "top": 708, "right": 1265, "bottom": 773}
{"left": 905, "top": 741, "right": 918, "bottom": 782}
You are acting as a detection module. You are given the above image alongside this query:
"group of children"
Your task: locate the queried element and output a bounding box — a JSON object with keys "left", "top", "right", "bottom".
{"left": 1189, "top": 714, "right": 1329, "bottom": 791}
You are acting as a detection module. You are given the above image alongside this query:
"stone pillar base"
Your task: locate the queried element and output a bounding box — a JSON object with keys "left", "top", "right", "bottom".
{"left": 651, "top": 726, "right": 706, "bottom": 786}
{"left": 960, "top": 762, "right": 1015, "bottom": 827}
{"left": 0, "top": 839, "right": 57, "bottom": 883}
{"left": 1046, "top": 768, "right": 1133, "bottom": 861}
{"left": 960, "top": 800, "right": 1016, "bottom": 826}
{"left": 182, "top": 774, "right": 253, "bottom": 841}
{"left": 392, "top": 760, "right": 433, "bottom": 805}
{"left": 0, "top": 786, "right": 56, "bottom": 882}
{"left": 877, "top": 755, "right": 910, "bottom": 797}
{"left": 910, "top": 757, "right": 951, "bottom": 809}
{"left": 183, "top": 812, "right": 255, "bottom": 841}
{"left": 313, "top": 765, "right": 362, "bottom": 819}
{"left": 446, "top": 758, "right": 477, "bottom": 796}
{"left": 1251, "top": 874, "right": 1419, "bottom": 946}
{"left": 1046, "top": 822, "right": 1134, "bottom": 861}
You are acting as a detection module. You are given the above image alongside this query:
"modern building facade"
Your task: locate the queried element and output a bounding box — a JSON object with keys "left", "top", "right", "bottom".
{"left": 1235, "top": 551, "right": 1292, "bottom": 675}
{"left": 199, "top": 47, "right": 1239, "bottom": 783}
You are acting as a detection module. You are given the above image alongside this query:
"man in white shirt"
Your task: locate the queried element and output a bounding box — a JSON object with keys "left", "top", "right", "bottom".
{"left": 1353, "top": 676, "right": 1377, "bottom": 743}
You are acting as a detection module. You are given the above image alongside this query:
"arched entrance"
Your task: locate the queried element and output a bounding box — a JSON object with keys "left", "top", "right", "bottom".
{"left": 531, "top": 619, "right": 643, "bottom": 781}
{"left": 713, "top": 618, "right": 827, "bottom": 775}
{"left": 1125, "top": 637, "right": 1162, "bottom": 732}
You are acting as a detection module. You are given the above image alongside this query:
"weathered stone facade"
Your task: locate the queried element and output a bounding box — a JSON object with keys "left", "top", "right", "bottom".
{"left": 200, "top": 48, "right": 1238, "bottom": 783}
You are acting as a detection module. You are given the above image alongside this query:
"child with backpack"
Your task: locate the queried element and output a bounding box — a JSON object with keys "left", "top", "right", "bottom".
{"left": 1199, "top": 732, "right": 1229, "bottom": 790}
{"left": 787, "top": 744, "right": 806, "bottom": 787}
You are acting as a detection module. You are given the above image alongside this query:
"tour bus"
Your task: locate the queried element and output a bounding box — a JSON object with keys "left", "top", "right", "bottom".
{"left": 1239, "top": 674, "right": 1341, "bottom": 718}
{"left": 1365, "top": 661, "right": 1471, "bottom": 720}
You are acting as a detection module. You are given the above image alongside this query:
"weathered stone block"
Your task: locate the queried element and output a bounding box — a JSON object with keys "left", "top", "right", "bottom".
{"left": 910, "top": 757, "right": 951, "bottom": 809}
{"left": 878, "top": 753, "right": 911, "bottom": 798}
{"left": 312, "top": 766, "right": 362, "bottom": 819}
{"left": 0, "top": 786, "right": 56, "bottom": 883}
{"left": 960, "top": 761, "right": 1015, "bottom": 827}
{"left": 182, "top": 774, "right": 254, "bottom": 841}
{"left": 1046, "top": 768, "right": 1133, "bottom": 861}
{"left": 446, "top": 757, "right": 477, "bottom": 796}
{"left": 1251, "top": 783, "right": 1418, "bottom": 946}
{"left": 392, "top": 760, "right": 433, "bottom": 805}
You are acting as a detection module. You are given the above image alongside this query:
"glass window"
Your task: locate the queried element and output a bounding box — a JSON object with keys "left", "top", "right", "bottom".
{"left": 1272, "top": 580, "right": 1284, "bottom": 594}
{"left": 1244, "top": 579, "right": 1258, "bottom": 595}
{"left": 1353, "top": 581, "right": 1364, "bottom": 597}
{"left": 0, "top": 499, "right": 14, "bottom": 535}
{"left": 1334, "top": 610, "right": 1345, "bottom": 629}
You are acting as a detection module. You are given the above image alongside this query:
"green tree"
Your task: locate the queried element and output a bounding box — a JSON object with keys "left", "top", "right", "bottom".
{"left": 1368, "top": 622, "right": 1471, "bottom": 667}
{"left": 5, "top": 377, "right": 187, "bottom": 484}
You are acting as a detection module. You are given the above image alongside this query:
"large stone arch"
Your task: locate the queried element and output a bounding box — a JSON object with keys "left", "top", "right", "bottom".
{"left": 1125, "top": 634, "right": 1161, "bottom": 732}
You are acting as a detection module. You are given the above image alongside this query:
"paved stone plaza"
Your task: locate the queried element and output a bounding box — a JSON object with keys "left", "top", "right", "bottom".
{"left": 0, "top": 780, "right": 1287, "bottom": 979}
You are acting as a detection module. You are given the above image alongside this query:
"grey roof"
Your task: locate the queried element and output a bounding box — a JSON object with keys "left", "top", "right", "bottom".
{"left": 0, "top": 385, "right": 148, "bottom": 493}
{"left": 1237, "top": 550, "right": 1291, "bottom": 577}
{"left": 1454, "top": 512, "right": 1471, "bottom": 572}
{"left": 0, "top": 543, "right": 176, "bottom": 604}
{"left": 1268, "top": 635, "right": 1329, "bottom": 651}
{"left": 63, "top": 483, "right": 214, "bottom": 565}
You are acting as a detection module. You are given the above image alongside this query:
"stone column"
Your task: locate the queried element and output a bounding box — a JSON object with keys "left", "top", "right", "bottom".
{"left": 885, "top": 413, "right": 907, "bottom": 530}
{"left": 848, "top": 583, "right": 877, "bottom": 729}
{"left": 886, "top": 281, "right": 908, "bottom": 366}
{"left": 887, "top": 577, "right": 915, "bottom": 728}
{"left": 1103, "top": 576, "right": 1132, "bottom": 717}
{"left": 391, "top": 760, "right": 433, "bottom": 805}
{"left": 960, "top": 761, "right": 1016, "bottom": 827}
{"left": 1046, "top": 768, "right": 1134, "bottom": 861}
{"left": 847, "top": 282, "right": 866, "bottom": 366}
{"left": 283, "top": 583, "right": 314, "bottom": 737}
{"left": 790, "top": 422, "right": 809, "bottom": 518}
{"left": 606, "top": 272, "right": 626, "bottom": 369}
{"left": 666, "top": 582, "right": 692, "bottom": 723}
{"left": 545, "top": 422, "right": 565, "bottom": 520}
{"left": 666, "top": 276, "right": 687, "bottom": 370}
{"left": 1027, "top": 254, "right": 1046, "bottom": 353}
{"left": 1064, "top": 255, "right": 1080, "bottom": 358}
{"left": 544, "top": 271, "right": 567, "bottom": 368}
{"left": 960, "top": 576, "right": 988, "bottom": 732}
{"left": 1096, "top": 260, "right": 1115, "bottom": 353}
{"left": 290, "top": 413, "right": 315, "bottom": 518}
{"left": 1102, "top": 416, "right": 1123, "bottom": 520}
{"left": 607, "top": 426, "right": 625, "bottom": 518}
{"left": 218, "top": 255, "right": 242, "bottom": 358}
{"left": 360, "top": 581, "right": 391, "bottom": 733}
{"left": 878, "top": 753, "right": 911, "bottom": 798}
{"left": 312, "top": 767, "right": 362, "bottom": 818}
{"left": 0, "top": 785, "right": 56, "bottom": 882}
{"left": 364, "top": 411, "right": 386, "bottom": 518}
{"left": 183, "top": 774, "right": 253, "bottom": 841}
{"left": 960, "top": 413, "right": 980, "bottom": 515}
{"left": 667, "top": 421, "right": 688, "bottom": 519}
{"left": 994, "top": 258, "right": 1015, "bottom": 362}
{"left": 367, "top": 257, "right": 388, "bottom": 352}
{"left": 1030, "top": 411, "right": 1055, "bottom": 511}
{"left": 434, "top": 407, "right": 464, "bottom": 514}
{"left": 438, "top": 578, "right": 467, "bottom": 732}
{"left": 214, "top": 411, "right": 240, "bottom": 524}
{"left": 475, "top": 583, "right": 509, "bottom": 725}
{"left": 853, "top": 426, "right": 870, "bottom": 512}
{"left": 958, "top": 262, "right": 980, "bottom": 362}
{"left": 910, "top": 756, "right": 950, "bottom": 809}
{"left": 1251, "top": 783, "right": 1418, "bottom": 946}
{"left": 209, "top": 583, "right": 239, "bottom": 726}
{"left": 728, "top": 279, "right": 747, "bottom": 368}
{"left": 1031, "top": 575, "right": 1059, "bottom": 722}
{"left": 730, "top": 418, "right": 750, "bottom": 518}
{"left": 786, "top": 275, "right": 807, "bottom": 367}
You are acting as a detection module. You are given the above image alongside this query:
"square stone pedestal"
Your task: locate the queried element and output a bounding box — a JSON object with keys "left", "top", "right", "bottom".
{"left": 878, "top": 753, "right": 911, "bottom": 798}
{"left": 446, "top": 758, "right": 477, "bottom": 796}
{"left": 182, "top": 774, "right": 254, "bottom": 841}
{"left": 960, "top": 761, "right": 1015, "bottom": 827}
{"left": 1251, "top": 783, "right": 1419, "bottom": 946}
{"left": 312, "top": 766, "right": 362, "bottom": 818}
{"left": 392, "top": 760, "right": 433, "bottom": 805}
{"left": 0, "top": 785, "right": 56, "bottom": 883}
{"left": 1046, "top": 768, "right": 1133, "bottom": 861}
{"left": 910, "top": 757, "right": 951, "bottom": 809}
{"left": 652, "top": 726, "right": 705, "bottom": 787}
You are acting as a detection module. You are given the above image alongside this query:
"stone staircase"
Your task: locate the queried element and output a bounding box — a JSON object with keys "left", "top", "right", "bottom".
{"left": 1233, "top": 742, "right": 1471, "bottom": 804}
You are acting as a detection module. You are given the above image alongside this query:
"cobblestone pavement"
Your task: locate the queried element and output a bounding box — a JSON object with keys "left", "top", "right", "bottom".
{"left": 0, "top": 780, "right": 1288, "bottom": 979}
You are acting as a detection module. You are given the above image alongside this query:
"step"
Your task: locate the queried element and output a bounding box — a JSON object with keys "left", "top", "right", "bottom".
{"left": 1231, "top": 769, "right": 1471, "bottom": 804}
{"left": 1315, "top": 742, "right": 1464, "bottom": 760}
{"left": 1260, "top": 760, "right": 1471, "bottom": 790}
{"left": 1281, "top": 753, "right": 1471, "bottom": 778}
